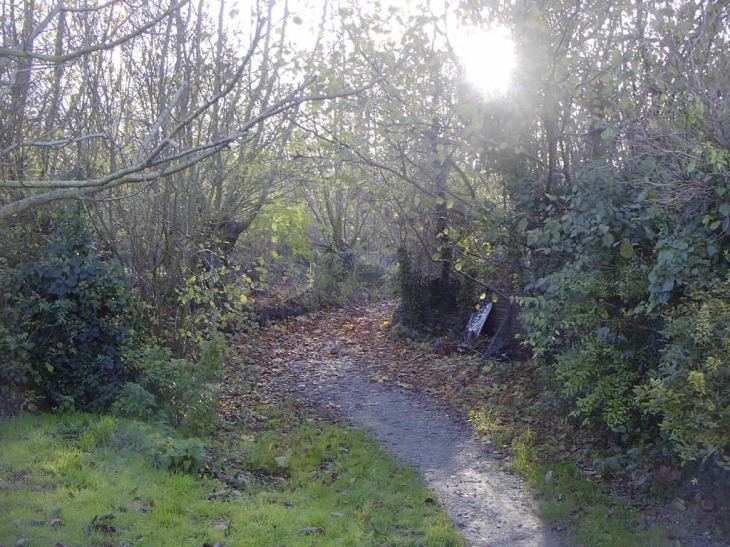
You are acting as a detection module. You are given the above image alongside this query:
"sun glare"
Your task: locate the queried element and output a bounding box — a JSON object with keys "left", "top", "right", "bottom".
{"left": 453, "top": 26, "right": 516, "bottom": 96}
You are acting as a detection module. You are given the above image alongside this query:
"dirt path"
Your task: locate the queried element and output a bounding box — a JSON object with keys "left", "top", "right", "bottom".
{"left": 228, "top": 298, "right": 569, "bottom": 547}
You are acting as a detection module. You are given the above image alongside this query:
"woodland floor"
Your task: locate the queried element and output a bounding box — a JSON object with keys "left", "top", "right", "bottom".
{"left": 220, "top": 296, "right": 728, "bottom": 547}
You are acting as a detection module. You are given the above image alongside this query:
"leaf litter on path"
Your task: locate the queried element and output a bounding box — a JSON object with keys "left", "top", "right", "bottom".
{"left": 224, "top": 297, "right": 568, "bottom": 546}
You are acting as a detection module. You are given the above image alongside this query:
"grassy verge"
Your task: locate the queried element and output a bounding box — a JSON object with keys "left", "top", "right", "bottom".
{"left": 508, "top": 436, "right": 678, "bottom": 546}
{"left": 0, "top": 413, "right": 463, "bottom": 547}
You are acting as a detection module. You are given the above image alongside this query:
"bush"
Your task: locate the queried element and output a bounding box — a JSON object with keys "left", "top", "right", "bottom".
{"left": 637, "top": 280, "right": 730, "bottom": 470}
{"left": 51, "top": 414, "right": 209, "bottom": 475}
{"left": 172, "top": 259, "right": 257, "bottom": 354}
{"left": 0, "top": 208, "right": 141, "bottom": 412}
{"left": 112, "top": 335, "right": 223, "bottom": 434}
{"left": 151, "top": 437, "right": 209, "bottom": 474}
{"left": 520, "top": 261, "right": 658, "bottom": 430}
{"left": 519, "top": 168, "right": 662, "bottom": 432}
{"left": 392, "top": 247, "right": 464, "bottom": 333}
{"left": 392, "top": 247, "right": 430, "bottom": 331}
{"left": 354, "top": 256, "right": 387, "bottom": 291}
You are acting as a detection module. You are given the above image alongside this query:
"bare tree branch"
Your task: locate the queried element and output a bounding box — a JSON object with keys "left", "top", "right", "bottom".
{"left": 0, "top": 0, "right": 190, "bottom": 64}
{"left": 0, "top": 71, "right": 389, "bottom": 219}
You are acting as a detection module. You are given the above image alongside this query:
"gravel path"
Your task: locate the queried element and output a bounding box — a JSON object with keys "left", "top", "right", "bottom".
{"left": 233, "top": 300, "right": 728, "bottom": 546}
{"left": 284, "top": 352, "right": 569, "bottom": 547}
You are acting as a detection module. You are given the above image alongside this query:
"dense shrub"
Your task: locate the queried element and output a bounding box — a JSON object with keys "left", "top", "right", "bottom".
{"left": 174, "top": 260, "right": 257, "bottom": 351}
{"left": 0, "top": 209, "right": 141, "bottom": 412}
{"left": 637, "top": 280, "right": 730, "bottom": 470}
{"left": 519, "top": 168, "right": 662, "bottom": 431}
{"left": 520, "top": 259, "right": 658, "bottom": 429}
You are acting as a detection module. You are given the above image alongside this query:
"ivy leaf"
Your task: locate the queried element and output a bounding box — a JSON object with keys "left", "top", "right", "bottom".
{"left": 619, "top": 241, "right": 634, "bottom": 258}
{"left": 723, "top": 217, "right": 730, "bottom": 236}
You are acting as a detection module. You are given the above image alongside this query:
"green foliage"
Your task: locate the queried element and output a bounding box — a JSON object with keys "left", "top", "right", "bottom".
{"left": 647, "top": 220, "right": 725, "bottom": 307}
{"left": 46, "top": 413, "right": 208, "bottom": 474}
{"left": 519, "top": 170, "right": 661, "bottom": 431}
{"left": 520, "top": 262, "right": 655, "bottom": 429}
{"left": 0, "top": 208, "right": 141, "bottom": 412}
{"left": 637, "top": 279, "right": 730, "bottom": 469}
{"left": 308, "top": 241, "right": 356, "bottom": 305}
{"left": 174, "top": 260, "right": 257, "bottom": 351}
{"left": 111, "top": 381, "right": 159, "bottom": 419}
{"left": 151, "top": 437, "right": 209, "bottom": 474}
{"left": 112, "top": 336, "right": 223, "bottom": 434}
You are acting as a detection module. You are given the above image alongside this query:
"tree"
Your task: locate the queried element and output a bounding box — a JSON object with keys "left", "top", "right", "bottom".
{"left": 0, "top": 0, "right": 384, "bottom": 221}
{"left": 1, "top": 0, "right": 389, "bottom": 350}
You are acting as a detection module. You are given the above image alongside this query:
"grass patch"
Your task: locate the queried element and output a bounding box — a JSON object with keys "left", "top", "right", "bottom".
{"left": 0, "top": 413, "right": 463, "bottom": 547}
{"left": 470, "top": 405, "right": 682, "bottom": 546}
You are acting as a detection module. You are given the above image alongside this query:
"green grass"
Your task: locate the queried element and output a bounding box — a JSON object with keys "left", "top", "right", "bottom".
{"left": 504, "top": 431, "right": 680, "bottom": 546}
{"left": 0, "top": 414, "right": 463, "bottom": 547}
